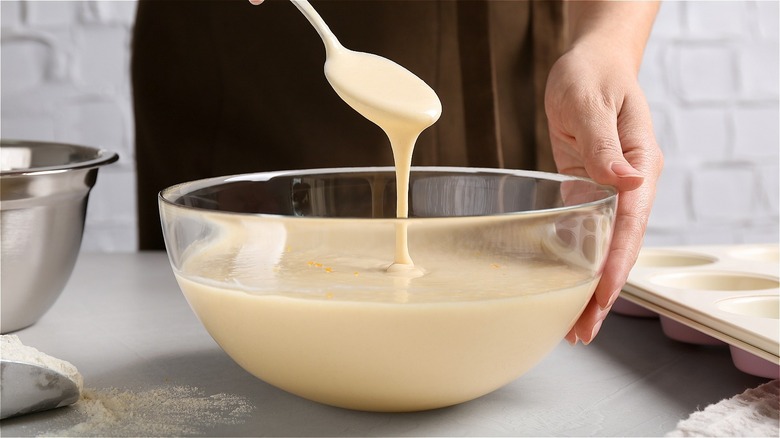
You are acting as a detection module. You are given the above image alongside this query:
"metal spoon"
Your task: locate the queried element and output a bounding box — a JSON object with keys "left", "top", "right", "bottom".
{"left": 290, "top": 0, "right": 441, "bottom": 131}
{"left": 0, "top": 358, "right": 81, "bottom": 419}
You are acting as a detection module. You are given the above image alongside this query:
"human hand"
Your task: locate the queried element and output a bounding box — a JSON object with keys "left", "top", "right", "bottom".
{"left": 545, "top": 38, "right": 663, "bottom": 345}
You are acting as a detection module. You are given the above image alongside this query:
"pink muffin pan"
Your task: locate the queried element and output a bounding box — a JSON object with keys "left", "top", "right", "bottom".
{"left": 617, "top": 244, "right": 779, "bottom": 379}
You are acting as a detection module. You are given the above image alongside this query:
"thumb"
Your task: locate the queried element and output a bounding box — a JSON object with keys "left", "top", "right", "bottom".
{"left": 579, "top": 115, "right": 644, "bottom": 192}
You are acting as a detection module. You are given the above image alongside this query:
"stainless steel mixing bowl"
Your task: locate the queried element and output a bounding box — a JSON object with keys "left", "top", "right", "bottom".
{"left": 1, "top": 140, "right": 118, "bottom": 333}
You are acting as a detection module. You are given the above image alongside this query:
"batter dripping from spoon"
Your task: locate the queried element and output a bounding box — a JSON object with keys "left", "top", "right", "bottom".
{"left": 289, "top": 0, "right": 442, "bottom": 276}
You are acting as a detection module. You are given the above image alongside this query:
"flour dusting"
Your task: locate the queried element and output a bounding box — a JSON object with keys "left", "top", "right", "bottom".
{"left": 43, "top": 385, "right": 254, "bottom": 437}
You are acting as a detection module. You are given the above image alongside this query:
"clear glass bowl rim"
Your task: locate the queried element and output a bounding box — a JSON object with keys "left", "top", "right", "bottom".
{"left": 158, "top": 166, "right": 618, "bottom": 220}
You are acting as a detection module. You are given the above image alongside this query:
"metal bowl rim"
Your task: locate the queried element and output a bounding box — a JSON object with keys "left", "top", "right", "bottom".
{"left": 1, "top": 139, "right": 119, "bottom": 176}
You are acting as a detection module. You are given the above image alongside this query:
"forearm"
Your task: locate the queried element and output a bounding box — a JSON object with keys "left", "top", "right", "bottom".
{"left": 566, "top": 1, "right": 660, "bottom": 73}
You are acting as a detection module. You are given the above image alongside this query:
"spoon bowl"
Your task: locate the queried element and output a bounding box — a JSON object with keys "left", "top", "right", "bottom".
{"left": 291, "top": 0, "right": 441, "bottom": 132}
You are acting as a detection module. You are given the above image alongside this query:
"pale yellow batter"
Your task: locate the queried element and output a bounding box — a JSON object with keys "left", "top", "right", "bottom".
{"left": 174, "top": 219, "right": 596, "bottom": 411}
{"left": 171, "top": 4, "right": 598, "bottom": 411}
{"left": 178, "top": 275, "right": 593, "bottom": 411}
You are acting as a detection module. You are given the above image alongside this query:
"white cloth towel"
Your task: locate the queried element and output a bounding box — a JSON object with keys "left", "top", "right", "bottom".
{"left": 667, "top": 379, "right": 779, "bottom": 437}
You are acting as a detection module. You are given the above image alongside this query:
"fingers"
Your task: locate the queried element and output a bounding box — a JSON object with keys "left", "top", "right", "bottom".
{"left": 594, "top": 190, "right": 649, "bottom": 309}
{"left": 577, "top": 105, "right": 645, "bottom": 193}
{"left": 594, "top": 94, "right": 661, "bottom": 308}
{"left": 566, "top": 295, "right": 609, "bottom": 345}
{"left": 568, "top": 91, "right": 662, "bottom": 345}
{"left": 248, "top": 0, "right": 264, "bottom": 5}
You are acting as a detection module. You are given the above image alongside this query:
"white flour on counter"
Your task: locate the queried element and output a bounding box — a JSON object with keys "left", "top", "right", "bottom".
{"left": 1, "top": 336, "right": 253, "bottom": 436}
{"left": 42, "top": 385, "right": 254, "bottom": 437}
{"left": 0, "top": 335, "right": 84, "bottom": 392}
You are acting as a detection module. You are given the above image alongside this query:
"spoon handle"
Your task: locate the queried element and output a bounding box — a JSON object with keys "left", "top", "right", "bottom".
{"left": 290, "top": 0, "right": 342, "bottom": 56}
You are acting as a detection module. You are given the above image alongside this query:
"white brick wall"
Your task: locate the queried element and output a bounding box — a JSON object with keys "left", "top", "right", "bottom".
{"left": 1, "top": 0, "right": 137, "bottom": 252}
{"left": 640, "top": 0, "right": 779, "bottom": 246}
{"left": 1, "top": 0, "right": 778, "bottom": 252}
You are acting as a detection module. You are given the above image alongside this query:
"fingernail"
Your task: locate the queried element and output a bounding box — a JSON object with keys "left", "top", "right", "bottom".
{"left": 599, "top": 290, "right": 620, "bottom": 311}
{"left": 607, "top": 291, "right": 620, "bottom": 308}
{"left": 584, "top": 319, "right": 604, "bottom": 345}
{"left": 611, "top": 162, "right": 642, "bottom": 178}
{"left": 597, "top": 288, "right": 615, "bottom": 310}
{"left": 597, "top": 306, "right": 612, "bottom": 322}
{"left": 565, "top": 332, "right": 580, "bottom": 346}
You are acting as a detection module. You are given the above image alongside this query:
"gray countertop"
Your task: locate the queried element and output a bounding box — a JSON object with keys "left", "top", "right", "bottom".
{"left": 1, "top": 252, "right": 768, "bottom": 437}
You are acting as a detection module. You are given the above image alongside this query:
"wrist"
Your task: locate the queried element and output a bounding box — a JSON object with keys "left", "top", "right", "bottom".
{"left": 566, "top": 36, "right": 643, "bottom": 76}
{"left": 565, "top": 1, "right": 659, "bottom": 74}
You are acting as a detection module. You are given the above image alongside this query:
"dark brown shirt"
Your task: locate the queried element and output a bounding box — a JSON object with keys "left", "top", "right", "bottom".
{"left": 132, "top": 0, "right": 565, "bottom": 249}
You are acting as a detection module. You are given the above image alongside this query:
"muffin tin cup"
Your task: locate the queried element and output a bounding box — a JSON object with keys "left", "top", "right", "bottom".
{"left": 612, "top": 297, "right": 658, "bottom": 318}
{"left": 730, "top": 345, "right": 780, "bottom": 380}
{"left": 659, "top": 316, "right": 726, "bottom": 346}
{"left": 618, "top": 244, "right": 779, "bottom": 378}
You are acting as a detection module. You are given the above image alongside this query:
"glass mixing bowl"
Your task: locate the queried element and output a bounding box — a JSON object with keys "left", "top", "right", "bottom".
{"left": 159, "top": 167, "right": 616, "bottom": 412}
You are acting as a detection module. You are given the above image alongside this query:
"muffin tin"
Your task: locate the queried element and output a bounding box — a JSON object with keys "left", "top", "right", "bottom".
{"left": 616, "top": 244, "right": 779, "bottom": 379}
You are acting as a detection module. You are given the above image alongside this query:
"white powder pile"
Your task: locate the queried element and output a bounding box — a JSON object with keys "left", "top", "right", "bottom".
{"left": 43, "top": 385, "right": 255, "bottom": 437}
{"left": 2, "top": 335, "right": 254, "bottom": 435}
{"left": 0, "top": 335, "right": 84, "bottom": 392}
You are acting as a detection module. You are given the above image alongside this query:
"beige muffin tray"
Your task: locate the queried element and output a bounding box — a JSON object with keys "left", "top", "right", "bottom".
{"left": 617, "top": 244, "right": 779, "bottom": 378}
